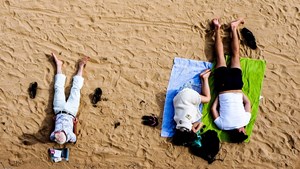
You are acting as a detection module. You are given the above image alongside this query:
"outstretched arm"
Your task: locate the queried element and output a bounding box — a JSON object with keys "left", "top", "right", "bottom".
{"left": 243, "top": 93, "right": 251, "bottom": 113}
{"left": 211, "top": 96, "right": 220, "bottom": 120}
{"left": 199, "top": 69, "right": 211, "bottom": 103}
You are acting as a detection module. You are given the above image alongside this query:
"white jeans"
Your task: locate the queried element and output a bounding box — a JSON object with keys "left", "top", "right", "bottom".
{"left": 53, "top": 74, "right": 84, "bottom": 116}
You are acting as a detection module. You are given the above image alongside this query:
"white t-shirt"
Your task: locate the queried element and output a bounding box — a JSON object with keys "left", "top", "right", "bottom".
{"left": 50, "top": 114, "right": 76, "bottom": 143}
{"left": 214, "top": 93, "right": 251, "bottom": 130}
{"left": 173, "top": 88, "right": 202, "bottom": 131}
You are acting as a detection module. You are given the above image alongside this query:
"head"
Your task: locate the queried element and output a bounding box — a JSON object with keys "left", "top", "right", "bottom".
{"left": 172, "top": 128, "right": 197, "bottom": 146}
{"left": 227, "top": 127, "right": 248, "bottom": 143}
{"left": 54, "top": 131, "right": 67, "bottom": 145}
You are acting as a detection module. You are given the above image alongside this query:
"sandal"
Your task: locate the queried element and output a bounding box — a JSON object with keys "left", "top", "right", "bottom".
{"left": 92, "top": 87, "right": 102, "bottom": 105}
{"left": 29, "top": 82, "right": 38, "bottom": 99}
{"left": 141, "top": 114, "right": 158, "bottom": 127}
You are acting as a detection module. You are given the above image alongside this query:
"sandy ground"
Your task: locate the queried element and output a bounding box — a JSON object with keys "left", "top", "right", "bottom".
{"left": 0, "top": 0, "right": 299, "bottom": 168}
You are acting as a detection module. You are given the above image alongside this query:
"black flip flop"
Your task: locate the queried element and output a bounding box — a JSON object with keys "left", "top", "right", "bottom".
{"left": 29, "top": 82, "right": 38, "bottom": 99}
{"left": 141, "top": 114, "right": 158, "bottom": 127}
{"left": 241, "top": 27, "right": 257, "bottom": 49}
{"left": 114, "top": 121, "right": 120, "bottom": 129}
{"left": 92, "top": 87, "right": 102, "bottom": 105}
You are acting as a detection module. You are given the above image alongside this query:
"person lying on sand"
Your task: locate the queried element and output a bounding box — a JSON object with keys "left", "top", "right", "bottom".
{"left": 172, "top": 69, "right": 211, "bottom": 146}
{"left": 210, "top": 18, "right": 251, "bottom": 143}
{"left": 49, "top": 53, "right": 90, "bottom": 145}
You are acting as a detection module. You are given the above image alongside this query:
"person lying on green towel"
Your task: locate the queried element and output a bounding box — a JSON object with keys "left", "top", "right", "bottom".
{"left": 210, "top": 18, "right": 251, "bottom": 143}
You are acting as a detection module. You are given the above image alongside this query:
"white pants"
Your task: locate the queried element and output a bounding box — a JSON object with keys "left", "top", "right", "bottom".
{"left": 53, "top": 74, "right": 84, "bottom": 116}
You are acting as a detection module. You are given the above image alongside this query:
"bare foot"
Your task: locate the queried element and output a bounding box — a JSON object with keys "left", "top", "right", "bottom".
{"left": 200, "top": 69, "right": 211, "bottom": 79}
{"left": 76, "top": 56, "right": 90, "bottom": 76}
{"left": 52, "top": 53, "right": 63, "bottom": 67}
{"left": 79, "top": 56, "right": 90, "bottom": 68}
{"left": 212, "top": 18, "right": 221, "bottom": 29}
{"left": 231, "top": 18, "right": 244, "bottom": 30}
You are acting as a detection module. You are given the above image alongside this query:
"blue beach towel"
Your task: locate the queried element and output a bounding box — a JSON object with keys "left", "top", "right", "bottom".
{"left": 161, "top": 57, "right": 212, "bottom": 137}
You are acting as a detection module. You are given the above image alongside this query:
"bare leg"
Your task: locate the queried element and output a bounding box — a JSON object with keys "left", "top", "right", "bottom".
{"left": 76, "top": 56, "right": 90, "bottom": 76}
{"left": 52, "top": 53, "right": 63, "bottom": 74}
{"left": 213, "top": 18, "right": 226, "bottom": 68}
{"left": 230, "top": 18, "right": 244, "bottom": 68}
{"left": 200, "top": 69, "right": 211, "bottom": 103}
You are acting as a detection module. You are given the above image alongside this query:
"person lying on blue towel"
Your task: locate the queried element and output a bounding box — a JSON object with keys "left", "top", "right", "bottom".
{"left": 172, "top": 69, "right": 211, "bottom": 146}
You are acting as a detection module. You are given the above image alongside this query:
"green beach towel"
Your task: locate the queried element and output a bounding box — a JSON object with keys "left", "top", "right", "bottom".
{"left": 201, "top": 56, "right": 266, "bottom": 142}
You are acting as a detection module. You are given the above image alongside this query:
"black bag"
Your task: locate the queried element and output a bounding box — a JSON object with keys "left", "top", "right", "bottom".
{"left": 189, "top": 130, "right": 220, "bottom": 164}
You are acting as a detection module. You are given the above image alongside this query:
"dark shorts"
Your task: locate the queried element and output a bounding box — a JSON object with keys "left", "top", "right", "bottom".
{"left": 214, "top": 67, "right": 243, "bottom": 93}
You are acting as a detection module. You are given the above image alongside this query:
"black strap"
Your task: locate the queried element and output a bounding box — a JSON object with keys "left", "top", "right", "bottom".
{"left": 56, "top": 111, "right": 76, "bottom": 119}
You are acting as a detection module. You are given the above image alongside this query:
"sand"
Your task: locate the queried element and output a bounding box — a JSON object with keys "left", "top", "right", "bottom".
{"left": 0, "top": 0, "right": 299, "bottom": 168}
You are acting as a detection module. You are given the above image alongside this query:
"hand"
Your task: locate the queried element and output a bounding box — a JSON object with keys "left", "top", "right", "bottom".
{"left": 238, "top": 127, "right": 246, "bottom": 134}
{"left": 192, "top": 122, "right": 203, "bottom": 133}
{"left": 242, "top": 93, "right": 251, "bottom": 112}
{"left": 73, "top": 117, "right": 78, "bottom": 124}
{"left": 73, "top": 118, "right": 78, "bottom": 136}
{"left": 199, "top": 69, "right": 211, "bottom": 80}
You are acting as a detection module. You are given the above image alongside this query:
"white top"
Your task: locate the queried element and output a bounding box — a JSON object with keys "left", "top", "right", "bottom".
{"left": 173, "top": 88, "right": 202, "bottom": 131}
{"left": 50, "top": 114, "right": 76, "bottom": 143}
{"left": 214, "top": 93, "right": 251, "bottom": 130}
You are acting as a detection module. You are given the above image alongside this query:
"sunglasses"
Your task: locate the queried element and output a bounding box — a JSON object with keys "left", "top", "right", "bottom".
{"left": 200, "top": 125, "right": 207, "bottom": 133}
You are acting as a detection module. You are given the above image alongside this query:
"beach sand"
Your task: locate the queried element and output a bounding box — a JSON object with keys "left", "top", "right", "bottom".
{"left": 0, "top": 0, "right": 299, "bottom": 168}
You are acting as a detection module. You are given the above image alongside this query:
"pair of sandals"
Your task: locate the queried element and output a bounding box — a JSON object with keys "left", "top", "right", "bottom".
{"left": 141, "top": 114, "right": 159, "bottom": 127}
{"left": 28, "top": 82, "right": 103, "bottom": 104}
{"left": 30, "top": 82, "right": 158, "bottom": 128}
